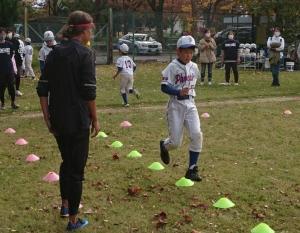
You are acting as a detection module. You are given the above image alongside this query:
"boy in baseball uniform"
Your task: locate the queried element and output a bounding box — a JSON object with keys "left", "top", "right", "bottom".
{"left": 24, "top": 38, "right": 35, "bottom": 79}
{"left": 113, "top": 43, "right": 139, "bottom": 107}
{"left": 160, "top": 35, "right": 203, "bottom": 181}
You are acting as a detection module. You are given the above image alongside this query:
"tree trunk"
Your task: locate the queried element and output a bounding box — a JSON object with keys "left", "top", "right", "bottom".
{"left": 191, "top": 0, "right": 198, "bottom": 38}
{"left": 155, "top": 10, "right": 164, "bottom": 43}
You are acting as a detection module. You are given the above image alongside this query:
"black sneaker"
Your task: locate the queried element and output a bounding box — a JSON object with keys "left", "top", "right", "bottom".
{"left": 185, "top": 166, "right": 202, "bottom": 182}
{"left": 160, "top": 140, "right": 170, "bottom": 164}
{"left": 11, "top": 103, "right": 19, "bottom": 109}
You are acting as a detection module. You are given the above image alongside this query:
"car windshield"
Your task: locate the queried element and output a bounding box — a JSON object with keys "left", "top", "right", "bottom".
{"left": 128, "top": 35, "right": 155, "bottom": 42}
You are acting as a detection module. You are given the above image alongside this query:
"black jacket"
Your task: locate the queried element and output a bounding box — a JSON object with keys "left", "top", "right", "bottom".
{"left": 222, "top": 39, "right": 240, "bottom": 62}
{"left": 0, "top": 40, "right": 14, "bottom": 76}
{"left": 37, "top": 39, "right": 96, "bottom": 134}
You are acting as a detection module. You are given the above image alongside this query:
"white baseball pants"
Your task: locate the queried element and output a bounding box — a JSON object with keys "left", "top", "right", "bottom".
{"left": 120, "top": 74, "right": 133, "bottom": 94}
{"left": 164, "top": 97, "right": 203, "bottom": 153}
{"left": 25, "top": 57, "right": 35, "bottom": 77}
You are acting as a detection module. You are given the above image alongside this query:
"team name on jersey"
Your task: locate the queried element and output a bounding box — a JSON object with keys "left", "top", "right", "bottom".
{"left": 175, "top": 73, "right": 195, "bottom": 84}
{"left": 0, "top": 48, "right": 10, "bottom": 55}
{"left": 225, "top": 43, "right": 237, "bottom": 47}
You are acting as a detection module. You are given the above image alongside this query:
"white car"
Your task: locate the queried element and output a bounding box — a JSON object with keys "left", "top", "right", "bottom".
{"left": 118, "top": 33, "right": 162, "bottom": 55}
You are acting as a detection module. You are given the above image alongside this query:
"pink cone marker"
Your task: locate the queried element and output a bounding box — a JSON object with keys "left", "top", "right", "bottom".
{"left": 5, "top": 128, "right": 16, "bottom": 134}
{"left": 284, "top": 110, "right": 292, "bottom": 115}
{"left": 43, "top": 172, "right": 59, "bottom": 182}
{"left": 120, "top": 121, "right": 132, "bottom": 128}
{"left": 15, "top": 138, "right": 28, "bottom": 146}
{"left": 201, "top": 112, "right": 210, "bottom": 118}
{"left": 26, "top": 154, "right": 40, "bottom": 162}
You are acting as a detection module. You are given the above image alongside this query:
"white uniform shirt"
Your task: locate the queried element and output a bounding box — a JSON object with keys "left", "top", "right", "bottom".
{"left": 116, "top": 55, "right": 136, "bottom": 77}
{"left": 161, "top": 59, "right": 200, "bottom": 97}
{"left": 267, "top": 36, "right": 285, "bottom": 58}
{"left": 18, "top": 39, "right": 25, "bottom": 60}
{"left": 38, "top": 42, "right": 54, "bottom": 62}
{"left": 24, "top": 45, "right": 33, "bottom": 60}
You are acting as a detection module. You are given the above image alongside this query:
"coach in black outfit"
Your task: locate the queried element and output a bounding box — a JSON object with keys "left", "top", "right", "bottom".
{"left": 221, "top": 31, "right": 240, "bottom": 85}
{"left": 37, "top": 11, "right": 100, "bottom": 231}
{"left": 0, "top": 27, "right": 18, "bottom": 110}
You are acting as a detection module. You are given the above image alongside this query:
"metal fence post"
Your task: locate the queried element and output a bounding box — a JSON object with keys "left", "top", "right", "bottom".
{"left": 107, "top": 8, "right": 113, "bottom": 65}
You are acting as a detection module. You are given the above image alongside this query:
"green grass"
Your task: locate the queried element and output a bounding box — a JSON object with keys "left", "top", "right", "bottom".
{"left": 0, "top": 63, "right": 299, "bottom": 115}
{"left": 0, "top": 99, "right": 299, "bottom": 232}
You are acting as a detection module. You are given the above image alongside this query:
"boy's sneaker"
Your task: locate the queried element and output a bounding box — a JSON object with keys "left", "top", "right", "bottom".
{"left": 16, "top": 90, "right": 23, "bottom": 96}
{"left": 133, "top": 89, "right": 140, "bottom": 99}
{"left": 11, "top": 103, "right": 19, "bottom": 109}
{"left": 208, "top": 81, "right": 212, "bottom": 86}
{"left": 160, "top": 140, "right": 170, "bottom": 164}
{"left": 66, "top": 218, "right": 88, "bottom": 231}
{"left": 234, "top": 83, "right": 239, "bottom": 86}
{"left": 185, "top": 166, "right": 202, "bottom": 182}
{"left": 123, "top": 103, "right": 130, "bottom": 107}
{"left": 60, "top": 206, "right": 69, "bottom": 217}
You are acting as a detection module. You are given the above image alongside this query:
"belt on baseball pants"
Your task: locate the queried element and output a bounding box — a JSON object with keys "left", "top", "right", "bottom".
{"left": 176, "top": 95, "right": 194, "bottom": 101}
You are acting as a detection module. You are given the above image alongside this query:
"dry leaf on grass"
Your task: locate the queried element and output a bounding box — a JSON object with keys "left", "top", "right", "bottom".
{"left": 112, "top": 152, "right": 120, "bottom": 160}
{"left": 128, "top": 186, "right": 142, "bottom": 196}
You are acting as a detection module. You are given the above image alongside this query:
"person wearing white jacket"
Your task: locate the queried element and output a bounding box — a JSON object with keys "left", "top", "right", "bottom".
{"left": 267, "top": 28, "right": 285, "bottom": 86}
{"left": 24, "top": 38, "right": 35, "bottom": 79}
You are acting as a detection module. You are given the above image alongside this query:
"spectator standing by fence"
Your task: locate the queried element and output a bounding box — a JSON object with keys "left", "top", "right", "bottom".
{"left": 198, "top": 29, "right": 216, "bottom": 86}
{"left": 267, "top": 28, "right": 285, "bottom": 86}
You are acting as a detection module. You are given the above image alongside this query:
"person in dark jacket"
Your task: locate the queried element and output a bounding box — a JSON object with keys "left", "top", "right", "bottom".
{"left": 6, "top": 30, "right": 24, "bottom": 96}
{"left": 0, "top": 27, "right": 18, "bottom": 109}
{"left": 37, "top": 11, "right": 100, "bottom": 231}
{"left": 221, "top": 31, "right": 240, "bottom": 85}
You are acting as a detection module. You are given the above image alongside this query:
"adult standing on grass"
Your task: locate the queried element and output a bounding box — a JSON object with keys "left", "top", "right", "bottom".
{"left": 198, "top": 29, "right": 217, "bottom": 85}
{"left": 7, "top": 32, "right": 24, "bottom": 96}
{"left": 221, "top": 31, "right": 240, "bottom": 85}
{"left": 0, "top": 27, "right": 19, "bottom": 110}
{"left": 267, "top": 28, "right": 285, "bottom": 87}
{"left": 37, "top": 11, "right": 100, "bottom": 231}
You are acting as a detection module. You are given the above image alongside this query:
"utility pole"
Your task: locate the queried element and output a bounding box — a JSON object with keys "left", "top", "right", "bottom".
{"left": 107, "top": 8, "right": 113, "bottom": 64}
{"left": 24, "top": 1, "right": 29, "bottom": 38}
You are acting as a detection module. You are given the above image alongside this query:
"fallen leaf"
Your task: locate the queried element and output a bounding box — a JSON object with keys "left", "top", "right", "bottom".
{"left": 128, "top": 186, "right": 142, "bottom": 196}
{"left": 251, "top": 209, "right": 266, "bottom": 219}
{"left": 84, "top": 208, "right": 94, "bottom": 214}
{"left": 153, "top": 211, "right": 167, "bottom": 221}
{"left": 184, "top": 215, "right": 193, "bottom": 223}
{"left": 155, "top": 218, "right": 167, "bottom": 229}
{"left": 107, "top": 195, "right": 113, "bottom": 205}
{"left": 191, "top": 230, "right": 203, "bottom": 233}
{"left": 112, "top": 153, "right": 119, "bottom": 160}
{"left": 190, "top": 202, "right": 209, "bottom": 211}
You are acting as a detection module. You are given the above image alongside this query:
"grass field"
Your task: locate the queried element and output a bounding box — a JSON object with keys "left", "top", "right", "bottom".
{"left": 0, "top": 64, "right": 299, "bottom": 233}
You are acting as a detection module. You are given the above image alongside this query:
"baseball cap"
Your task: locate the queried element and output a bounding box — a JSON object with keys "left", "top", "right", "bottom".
{"left": 119, "top": 43, "right": 129, "bottom": 53}
{"left": 44, "top": 31, "right": 55, "bottom": 41}
{"left": 25, "top": 38, "right": 31, "bottom": 43}
{"left": 14, "top": 33, "right": 20, "bottom": 39}
{"left": 177, "top": 35, "right": 196, "bottom": 49}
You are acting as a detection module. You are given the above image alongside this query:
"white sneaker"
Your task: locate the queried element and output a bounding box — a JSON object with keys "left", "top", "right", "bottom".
{"left": 123, "top": 103, "right": 130, "bottom": 107}
{"left": 234, "top": 83, "right": 239, "bottom": 86}
{"left": 208, "top": 81, "right": 212, "bottom": 86}
{"left": 225, "top": 82, "right": 230, "bottom": 86}
{"left": 16, "top": 90, "right": 23, "bottom": 96}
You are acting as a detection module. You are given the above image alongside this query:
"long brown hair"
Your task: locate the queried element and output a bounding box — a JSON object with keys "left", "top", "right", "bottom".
{"left": 63, "top": 11, "right": 94, "bottom": 39}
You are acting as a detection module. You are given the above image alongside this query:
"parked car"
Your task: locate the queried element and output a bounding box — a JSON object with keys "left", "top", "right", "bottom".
{"left": 118, "top": 33, "right": 162, "bottom": 55}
